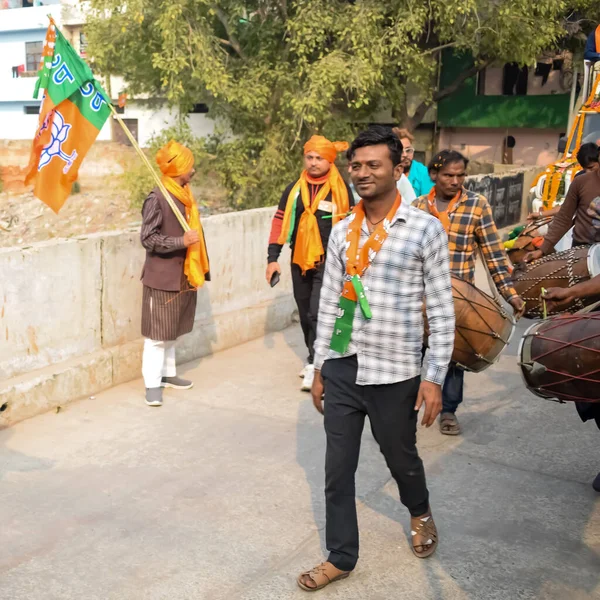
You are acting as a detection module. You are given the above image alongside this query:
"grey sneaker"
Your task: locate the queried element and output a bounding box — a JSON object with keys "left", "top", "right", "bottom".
{"left": 145, "top": 387, "right": 163, "bottom": 407}
{"left": 161, "top": 376, "right": 193, "bottom": 390}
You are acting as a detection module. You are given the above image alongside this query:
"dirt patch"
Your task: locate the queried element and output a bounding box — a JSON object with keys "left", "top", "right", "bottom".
{"left": 0, "top": 140, "right": 228, "bottom": 248}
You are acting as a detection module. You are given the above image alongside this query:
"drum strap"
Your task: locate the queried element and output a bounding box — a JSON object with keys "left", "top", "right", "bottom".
{"left": 478, "top": 248, "right": 506, "bottom": 308}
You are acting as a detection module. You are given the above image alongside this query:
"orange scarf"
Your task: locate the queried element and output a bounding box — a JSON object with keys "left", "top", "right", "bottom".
{"left": 277, "top": 136, "right": 350, "bottom": 273}
{"left": 329, "top": 193, "right": 401, "bottom": 353}
{"left": 342, "top": 193, "right": 402, "bottom": 301}
{"left": 426, "top": 187, "right": 462, "bottom": 232}
{"left": 156, "top": 141, "right": 210, "bottom": 288}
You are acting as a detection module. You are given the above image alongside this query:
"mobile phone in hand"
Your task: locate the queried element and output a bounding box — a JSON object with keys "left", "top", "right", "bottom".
{"left": 270, "top": 271, "right": 280, "bottom": 288}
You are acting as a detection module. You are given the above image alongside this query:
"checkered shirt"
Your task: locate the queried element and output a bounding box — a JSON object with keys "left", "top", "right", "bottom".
{"left": 413, "top": 188, "right": 518, "bottom": 301}
{"left": 313, "top": 200, "right": 455, "bottom": 386}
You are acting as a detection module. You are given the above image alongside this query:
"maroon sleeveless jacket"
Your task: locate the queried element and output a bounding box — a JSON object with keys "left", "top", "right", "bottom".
{"left": 140, "top": 188, "right": 188, "bottom": 292}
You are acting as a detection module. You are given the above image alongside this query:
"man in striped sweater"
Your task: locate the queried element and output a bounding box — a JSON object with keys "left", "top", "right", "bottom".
{"left": 266, "top": 136, "right": 354, "bottom": 391}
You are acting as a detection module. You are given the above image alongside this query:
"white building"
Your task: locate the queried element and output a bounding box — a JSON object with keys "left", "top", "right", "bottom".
{"left": 0, "top": 0, "right": 215, "bottom": 146}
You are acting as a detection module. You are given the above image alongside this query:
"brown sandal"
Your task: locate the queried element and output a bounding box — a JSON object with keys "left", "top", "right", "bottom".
{"left": 297, "top": 562, "right": 350, "bottom": 592}
{"left": 411, "top": 513, "right": 438, "bottom": 559}
{"left": 440, "top": 412, "right": 461, "bottom": 436}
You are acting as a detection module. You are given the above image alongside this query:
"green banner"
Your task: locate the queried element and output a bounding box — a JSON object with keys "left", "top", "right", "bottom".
{"left": 34, "top": 27, "right": 103, "bottom": 104}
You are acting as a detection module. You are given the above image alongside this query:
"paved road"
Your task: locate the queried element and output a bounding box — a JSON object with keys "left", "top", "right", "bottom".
{"left": 1, "top": 319, "right": 599, "bottom": 599}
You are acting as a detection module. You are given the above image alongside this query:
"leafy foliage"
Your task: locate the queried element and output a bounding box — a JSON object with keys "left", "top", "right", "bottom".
{"left": 86, "top": 0, "right": 600, "bottom": 208}
{"left": 122, "top": 121, "right": 211, "bottom": 209}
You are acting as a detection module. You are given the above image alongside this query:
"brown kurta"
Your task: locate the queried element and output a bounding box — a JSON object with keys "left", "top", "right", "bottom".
{"left": 140, "top": 191, "right": 197, "bottom": 341}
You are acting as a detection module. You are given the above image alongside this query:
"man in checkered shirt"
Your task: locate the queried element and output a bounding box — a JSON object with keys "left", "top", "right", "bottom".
{"left": 413, "top": 150, "right": 525, "bottom": 436}
{"left": 296, "top": 127, "right": 455, "bottom": 592}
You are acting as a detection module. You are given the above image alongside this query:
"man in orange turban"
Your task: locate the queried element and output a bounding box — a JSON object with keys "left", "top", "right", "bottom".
{"left": 266, "top": 135, "right": 353, "bottom": 392}
{"left": 140, "top": 140, "right": 210, "bottom": 407}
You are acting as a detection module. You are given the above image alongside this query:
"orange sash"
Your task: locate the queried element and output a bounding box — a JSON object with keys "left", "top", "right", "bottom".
{"left": 342, "top": 193, "right": 402, "bottom": 301}
{"left": 425, "top": 188, "right": 462, "bottom": 232}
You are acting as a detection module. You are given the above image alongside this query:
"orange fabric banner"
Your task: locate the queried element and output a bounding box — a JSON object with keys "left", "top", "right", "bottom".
{"left": 27, "top": 96, "right": 105, "bottom": 213}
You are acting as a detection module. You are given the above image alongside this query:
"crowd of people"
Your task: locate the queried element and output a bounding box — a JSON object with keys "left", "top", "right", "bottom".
{"left": 136, "top": 124, "right": 599, "bottom": 593}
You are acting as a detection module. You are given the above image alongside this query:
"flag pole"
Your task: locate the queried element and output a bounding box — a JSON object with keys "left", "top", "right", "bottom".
{"left": 107, "top": 103, "right": 190, "bottom": 232}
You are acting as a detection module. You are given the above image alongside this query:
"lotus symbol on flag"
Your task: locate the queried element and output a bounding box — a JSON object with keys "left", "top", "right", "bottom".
{"left": 38, "top": 110, "right": 78, "bottom": 174}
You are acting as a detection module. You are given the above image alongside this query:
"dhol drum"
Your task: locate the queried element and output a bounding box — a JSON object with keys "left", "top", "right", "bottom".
{"left": 507, "top": 216, "right": 553, "bottom": 266}
{"left": 513, "top": 244, "right": 600, "bottom": 318}
{"left": 519, "top": 302, "right": 600, "bottom": 403}
{"left": 425, "top": 275, "right": 515, "bottom": 373}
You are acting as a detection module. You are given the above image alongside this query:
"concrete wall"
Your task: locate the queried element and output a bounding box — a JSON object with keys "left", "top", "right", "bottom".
{"left": 0, "top": 167, "right": 539, "bottom": 425}
{"left": 439, "top": 127, "right": 563, "bottom": 167}
{"left": 0, "top": 207, "right": 295, "bottom": 426}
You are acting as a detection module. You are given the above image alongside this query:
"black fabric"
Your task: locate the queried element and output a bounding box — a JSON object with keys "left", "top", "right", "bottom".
{"left": 503, "top": 63, "right": 528, "bottom": 95}
{"left": 322, "top": 356, "right": 429, "bottom": 572}
{"left": 575, "top": 402, "right": 600, "bottom": 429}
{"left": 267, "top": 179, "right": 354, "bottom": 264}
{"left": 535, "top": 62, "right": 552, "bottom": 86}
{"left": 291, "top": 261, "right": 325, "bottom": 363}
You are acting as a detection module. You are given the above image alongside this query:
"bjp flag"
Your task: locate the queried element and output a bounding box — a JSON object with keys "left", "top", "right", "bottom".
{"left": 25, "top": 20, "right": 110, "bottom": 213}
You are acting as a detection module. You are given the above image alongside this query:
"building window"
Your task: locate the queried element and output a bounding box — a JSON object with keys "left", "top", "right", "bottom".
{"left": 502, "top": 63, "right": 528, "bottom": 96}
{"left": 24, "top": 105, "right": 40, "bottom": 115}
{"left": 112, "top": 104, "right": 125, "bottom": 114}
{"left": 189, "top": 103, "right": 209, "bottom": 114}
{"left": 25, "top": 41, "right": 43, "bottom": 73}
{"left": 79, "top": 32, "right": 88, "bottom": 56}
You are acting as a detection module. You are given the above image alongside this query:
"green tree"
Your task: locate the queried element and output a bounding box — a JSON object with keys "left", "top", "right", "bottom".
{"left": 85, "top": 0, "right": 600, "bottom": 208}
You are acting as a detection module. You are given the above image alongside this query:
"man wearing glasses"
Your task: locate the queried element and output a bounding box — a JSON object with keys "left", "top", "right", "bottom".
{"left": 393, "top": 128, "right": 434, "bottom": 197}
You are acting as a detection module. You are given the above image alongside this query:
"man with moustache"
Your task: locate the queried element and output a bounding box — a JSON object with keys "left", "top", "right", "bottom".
{"left": 140, "top": 141, "right": 210, "bottom": 407}
{"left": 296, "top": 126, "right": 455, "bottom": 592}
{"left": 413, "top": 150, "right": 525, "bottom": 435}
{"left": 266, "top": 136, "right": 354, "bottom": 392}
{"left": 393, "top": 127, "right": 434, "bottom": 197}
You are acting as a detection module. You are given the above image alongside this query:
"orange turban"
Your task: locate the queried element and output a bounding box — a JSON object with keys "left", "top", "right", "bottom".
{"left": 156, "top": 140, "right": 194, "bottom": 178}
{"left": 277, "top": 135, "right": 351, "bottom": 273}
{"left": 304, "top": 135, "right": 349, "bottom": 164}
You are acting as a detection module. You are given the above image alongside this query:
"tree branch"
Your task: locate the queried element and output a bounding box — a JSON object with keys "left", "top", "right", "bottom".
{"left": 402, "top": 61, "right": 489, "bottom": 131}
{"left": 279, "top": 0, "right": 288, "bottom": 20}
{"left": 212, "top": 5, "right": 246, "bottom": 60}
{"left": 419, "top": 41, "right": 459, "bottom": 57}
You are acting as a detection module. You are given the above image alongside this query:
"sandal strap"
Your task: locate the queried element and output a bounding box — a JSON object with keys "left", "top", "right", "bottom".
{"left": 411, "top": 515, "right": 438, "bottom": 546}
{"left": 440, "top": 413, "right": 457, "bottom": 423}
{"left": 303, "top": 563, "right": 333, "bottom": 586}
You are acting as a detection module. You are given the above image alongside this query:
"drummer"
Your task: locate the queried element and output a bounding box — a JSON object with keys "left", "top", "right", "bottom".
{"left": 542, "top": 274, "right": 600, "bottom": 493}
{"left": 414, "top": 150, "right": 525, "bottom": 435}
{"left": 527, "top": 143, "right": 599, "bottom": 221}
{"left": 524, "top": 144, "right": 600, "bottom": 263}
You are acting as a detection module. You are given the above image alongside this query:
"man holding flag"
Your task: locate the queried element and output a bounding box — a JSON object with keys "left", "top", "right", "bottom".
{"left": 25, "top": 19, "right": 210, "bottom": 407}
{"left": 140, "top": 141, "right": 210, "bottom": 407}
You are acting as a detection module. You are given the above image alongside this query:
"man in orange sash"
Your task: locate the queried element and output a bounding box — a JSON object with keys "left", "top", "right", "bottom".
{"left": 297, "top": 127, "right": 455, "bottom": 592}
{"left": 266, "top": 136, "right": 354, "bottom": 392}
{"left": 414, "top": 150, "right": 525, "bottom": 435}
{"left": 140, "top": 141, "right": 210, "bottom": 407}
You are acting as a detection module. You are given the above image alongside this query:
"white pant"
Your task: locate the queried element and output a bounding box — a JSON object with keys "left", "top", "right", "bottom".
{"left": 142, "top": 339, "right": 177, "bottom": 389}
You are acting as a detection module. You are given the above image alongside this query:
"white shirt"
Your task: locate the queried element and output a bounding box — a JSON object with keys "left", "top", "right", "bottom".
{"left": 397, "top": 174, "right": 416, "bottom": 202}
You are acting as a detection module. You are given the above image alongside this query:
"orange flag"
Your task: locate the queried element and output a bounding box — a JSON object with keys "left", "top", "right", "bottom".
{"left": 24, "top": 20, "right": 110, "bottom": 213}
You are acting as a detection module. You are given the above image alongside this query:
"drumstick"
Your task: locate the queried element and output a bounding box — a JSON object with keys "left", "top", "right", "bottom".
{"left": 541, "top": 287, "right": 548, "bottom": 319}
